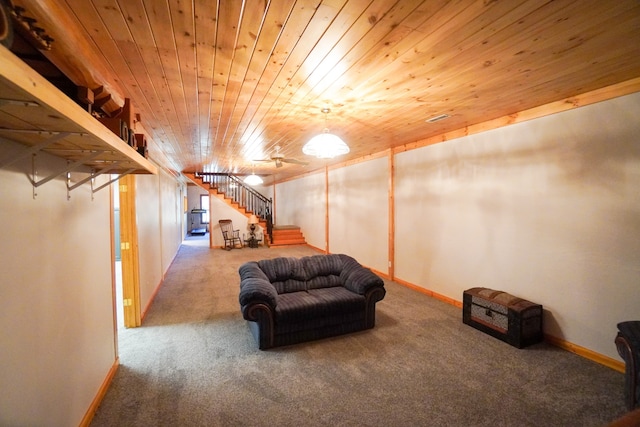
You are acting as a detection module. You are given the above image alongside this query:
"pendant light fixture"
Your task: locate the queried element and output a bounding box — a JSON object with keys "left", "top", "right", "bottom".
{"left": 302, "top": 108, "right": 349, "bottom": 159}
{"left": 244, "top": 164, "right": 263, "bottom": 186}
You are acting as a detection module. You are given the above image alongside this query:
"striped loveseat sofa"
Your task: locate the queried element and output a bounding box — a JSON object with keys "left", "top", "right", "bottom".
{"left": 238, "top": 254, "right": 386, "bottom": 349}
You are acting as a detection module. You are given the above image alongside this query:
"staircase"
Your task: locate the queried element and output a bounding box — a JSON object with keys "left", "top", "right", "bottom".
{"left": 185, "top": 172, "right": 307, "bottom": 246}
{"left": 271, "top": 225, "right": 307, "bottom": 246}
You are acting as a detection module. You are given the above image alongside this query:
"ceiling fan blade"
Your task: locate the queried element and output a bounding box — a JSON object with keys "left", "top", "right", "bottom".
{"left": 252, "top": 159, "right": 272, "bottom": 163}
{"left": 282, "top": 158, "right": 309, "bottom": 165}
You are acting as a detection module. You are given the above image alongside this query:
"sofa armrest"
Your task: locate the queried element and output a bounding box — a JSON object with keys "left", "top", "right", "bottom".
{"left": 342, "top": 264, "right": 385, "bottom": 295}
{"left": 239, "top": 277, "right": 278, "bottom": 311}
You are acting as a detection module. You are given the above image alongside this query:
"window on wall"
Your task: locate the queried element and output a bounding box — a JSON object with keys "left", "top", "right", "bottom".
{"left": 200, "top": 195, "right": 209, "bottom": 224}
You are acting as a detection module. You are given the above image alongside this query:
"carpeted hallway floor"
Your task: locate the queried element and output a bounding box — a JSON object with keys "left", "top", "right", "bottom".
{"left": 91, "top": 236, "right": 628, "bottom": 426}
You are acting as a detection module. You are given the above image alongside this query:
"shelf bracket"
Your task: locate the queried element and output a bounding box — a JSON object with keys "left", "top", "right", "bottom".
{"left": 68, "top": 163, "right": 123, "bottom": 201}
{"left": 31, "top": 150, "right": 105, "bottom": 190}
{"left": 92, "top": 168, "right": 136, "bottom": 195}
{"left": 0, "top": 131, "right": 71, "bottom": 168}
{"left": 67, "top": 163, "right": 121, "bottom": 192}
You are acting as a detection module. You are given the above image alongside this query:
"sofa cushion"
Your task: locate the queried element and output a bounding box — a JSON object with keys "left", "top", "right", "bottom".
{"left": 301, "top": 254, "right": 344, "bottom": 290}
{"left": 306, "top": 274, "right": 342, "bottom": 290}
{"left": 258, "top": 257, "right": 307, "bottom": 294}
{"left": 275, "top": 287, "right": 365, "bottom": 323}
{"left": 302, "top": 254, "right": 343, "bottom": 277}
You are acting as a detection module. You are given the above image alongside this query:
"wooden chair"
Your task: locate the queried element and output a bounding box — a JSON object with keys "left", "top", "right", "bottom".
{"left": 219, "top": 219, "right": 243, "bottom": 250}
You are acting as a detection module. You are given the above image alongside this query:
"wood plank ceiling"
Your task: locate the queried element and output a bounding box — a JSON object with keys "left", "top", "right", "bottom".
{"left": 9, "top": 0, "right": 640, "bottom": 182}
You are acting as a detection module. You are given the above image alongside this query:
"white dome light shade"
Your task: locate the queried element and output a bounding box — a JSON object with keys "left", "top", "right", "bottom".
{"left": 244, "top": 173, "right": 263, "bottom": 186}
{"left": 302, "top": 129, "right": 350, "bottom": 159}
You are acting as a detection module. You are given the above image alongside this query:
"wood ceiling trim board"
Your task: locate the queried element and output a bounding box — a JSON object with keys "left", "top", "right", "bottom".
{"left": 221, "top": 0, "right": 325, "bottom": 168}
{"left": 392, "top": 77, "right": 640, "bottom": 156}
{"left": 207, "top": 0, "right": 244, "bottom": 171}
{"left": 114, "top": 40, "right": 178, "bottom": 146}
{"left": 217, "top": 0, "right": 267, "bottom": 161}
{"left": 231, "top": 0, "right": 348, "bottom": 166}
{"left": 446, "top": 10, "right": 640, "bottom": 110}
{"left": 193, "top": 0, "right": 219, "bottom": 166}
{"left": 342, "top": 0, "right": 491, "bottom": 100}
{"left": 113, "top": 0, "right": 155, "bottom": 46}
{"left": 397, "top": 1, "right": 613, "bottom": 92}
{"left": 227, "top": 0, "right": 314, "bottom": 166}
{"left": 114, "top": 0, "right": 187, "bottom": 151}
{"left": 92, "top": 0, "right": 176, "bottom": 148}
{"left": 265, "top": 0, "right": 422, "bottom": 147}
{"left": 236, "top": 0, "right": 368, "bottom": 163}
{"left": 71, "top": 0, "right": 162, "bottom": 133}
{"left": 361, "top": 2, "right": 640, "bottom": 133}
{"left": 283, "top": 0, "right": 446, "bottom": 133}
{"left": 144, "top": 1, "right": 191, "bottom": 147}
{"left": 91, "top": 0, "right": 134, "bottom": 41}
{"left": 226, "top": 1, "right": 300, "bottom": 164}
{"left": 167, "top": 0, "right": 200, "bottom": 165}
{"left": 343, "top": 0, "right": 539, "bottom": 110}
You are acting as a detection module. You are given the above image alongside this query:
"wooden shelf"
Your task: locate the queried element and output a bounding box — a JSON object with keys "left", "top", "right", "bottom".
{"left": 0, "top": 45, "right": 157, "bottom": 175}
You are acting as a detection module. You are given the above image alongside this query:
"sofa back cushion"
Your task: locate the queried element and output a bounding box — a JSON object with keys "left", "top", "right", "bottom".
{"left": 258, "top": 257, "right": 307, "bottom": 294}
{"left": 302, "top": 254, "right": 344, "bottom": 290}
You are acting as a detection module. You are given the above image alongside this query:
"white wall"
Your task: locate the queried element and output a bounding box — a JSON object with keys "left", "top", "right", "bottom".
{"left": 329, "top": 157, "right": 389, "bottom": 273}
{"left": 158, "top": 171, "right": 183, "bottom": 270}
{"left": 0, "top": 142, "right": 115, "bottom": 426}
{"left": 210, "top": 195, "right": 254, "bottom": 247}
{"left": 0, "top": 139, "right": 185, "bottom": 425}
{"left": 136, "top": 170, "right": 184, "bottom": 310}
{"left": 276, "top": 173, "right": 326, "bottom": 250}
{"left": 136, "top": 174, "right": 163, "bottom": 308}
{"left": 395, "top": 92, "right": 640, "bottom": 360}
{"left": 276, "top": 91, "right": 640, "bottom": 362}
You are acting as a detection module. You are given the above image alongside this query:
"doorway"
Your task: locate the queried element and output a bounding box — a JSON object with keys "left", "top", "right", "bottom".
{"left": 112, "top": 174, "right": 141, "bottom": 329}
{"left": 113, "top": 182, "right": 124, "bottom": 329}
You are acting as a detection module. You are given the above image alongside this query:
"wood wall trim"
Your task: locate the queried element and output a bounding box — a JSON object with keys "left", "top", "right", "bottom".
{"left": 109, "top": 184, "right": 118, "bottom": 358}
{"left": 394, "top": 77, "right": 640, "bottom": 155}
{"left": 388, "top": 149, "right": 395, "bottom": 279}
{"left": 119, "top": 174, "right": 141, "bottom": 327}
{"left": 325, "top": 165, "right": 329, "bottom": 254}
{"left": 394, "top": 278, "right": 464, "bottom": 308}
{"left": 274, "top": 78, "right": 640, "bottom": 188}
{"left": 78, "top": 358, "right": 119, "bottom": 427}
{"left": 545, "top": 335, "right": 625, "bottom": 373}
{"left": 393, "top": 278, "right": 625, "bottom": 372}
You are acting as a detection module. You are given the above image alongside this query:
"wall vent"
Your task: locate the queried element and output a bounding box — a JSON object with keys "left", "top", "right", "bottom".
{"left": 426, "top": 114, "right": 450, "bottom": 123}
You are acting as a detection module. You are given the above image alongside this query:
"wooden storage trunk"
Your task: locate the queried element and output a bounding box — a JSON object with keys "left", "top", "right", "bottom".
{"left": 463, "top": 287, "right": 543, "bottom": 348}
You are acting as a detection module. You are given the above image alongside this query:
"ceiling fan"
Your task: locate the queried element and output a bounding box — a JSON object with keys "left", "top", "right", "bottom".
{"left": 253, "top": 145, "right": 308, "bottom": 168}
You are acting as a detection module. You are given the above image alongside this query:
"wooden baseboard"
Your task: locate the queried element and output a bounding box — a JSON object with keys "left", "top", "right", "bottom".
{"left": 394, "top": 279, "right": 624, "bottom": 372}
{"left": 79, "top": 358, "right": 119, "bottom": 427}
{"left": 141, "top": 279, "right": 163, "bottom": 322}
{"left": 370, "top": 267, "right": 390, "bottom": 280}
{"left": 544, "top": 334, "right": 625, "bottom": 373}
{"left": 394, "top": 278, "right": 463, "bottom": 308}
{"left": 304, "top": 243, "right": 327, "bottom": 254}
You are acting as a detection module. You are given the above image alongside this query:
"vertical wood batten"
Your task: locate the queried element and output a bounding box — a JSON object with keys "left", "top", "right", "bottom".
{"left": 388, "top": 148, "right": 395, "bottom": 279}
{"left": 119, "top": 174, "right": 141, "bottom": 327}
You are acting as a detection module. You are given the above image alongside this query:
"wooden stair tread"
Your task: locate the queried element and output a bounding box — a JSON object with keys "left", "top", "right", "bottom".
{"left": 271, "top": 225, "right": 306, "bottom": 246}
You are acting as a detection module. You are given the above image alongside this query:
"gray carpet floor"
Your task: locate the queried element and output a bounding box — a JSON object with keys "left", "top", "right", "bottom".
{"left": 91, "top": 236, "right": 628, "bottom": 426}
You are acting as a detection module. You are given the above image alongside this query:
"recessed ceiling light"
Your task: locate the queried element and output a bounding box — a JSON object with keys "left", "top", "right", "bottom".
{"left": 426, "top": 114, "right": 450, "bottom": 123}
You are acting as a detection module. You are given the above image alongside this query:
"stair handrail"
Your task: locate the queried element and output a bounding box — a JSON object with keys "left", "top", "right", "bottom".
{"left": 195, "top": 172, "right": 273, "bottom": 243}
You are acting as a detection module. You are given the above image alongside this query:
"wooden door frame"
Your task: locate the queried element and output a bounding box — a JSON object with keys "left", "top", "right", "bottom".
{"left": 118, "top": 174, "right": 141, "bottom": 328}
